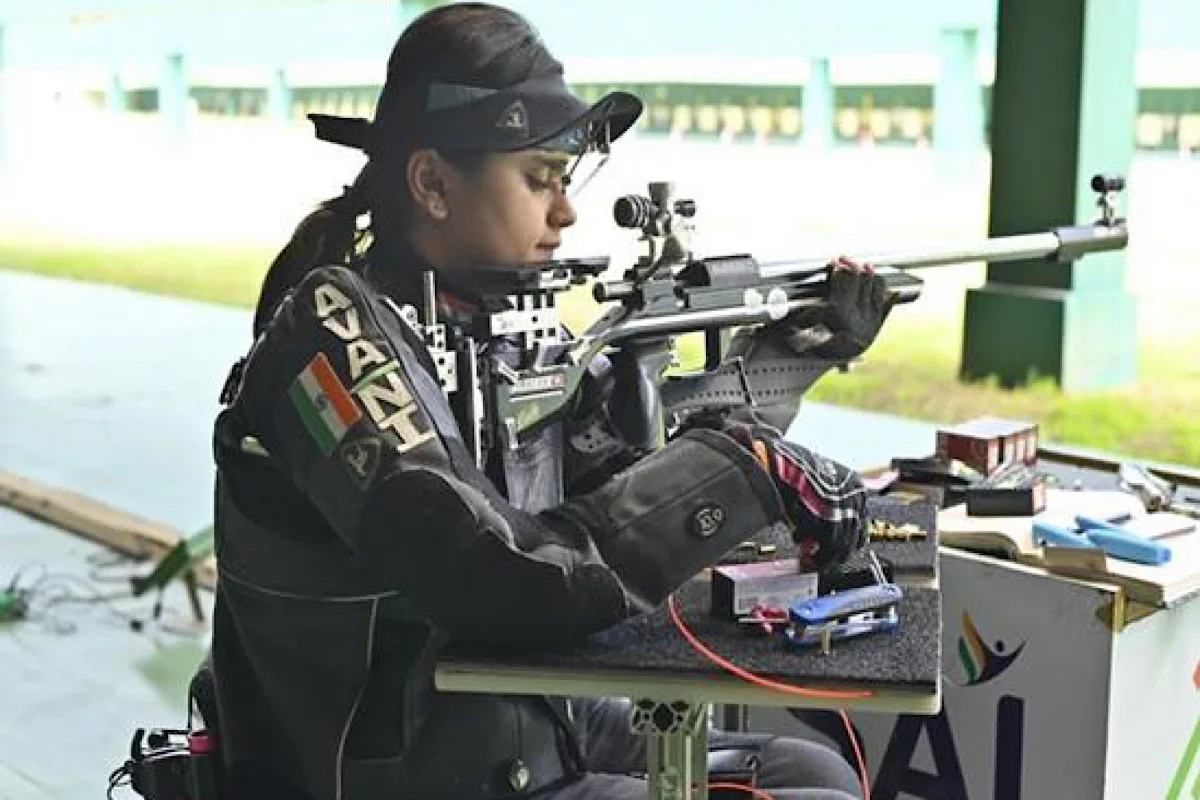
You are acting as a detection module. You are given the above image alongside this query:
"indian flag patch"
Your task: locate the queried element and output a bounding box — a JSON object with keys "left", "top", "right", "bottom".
{"left": 289, "top": 353, "right": 362, "bottom": 456}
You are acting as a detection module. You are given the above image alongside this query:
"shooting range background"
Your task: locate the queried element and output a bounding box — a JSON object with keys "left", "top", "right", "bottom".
{"left": 2, "top": 1, "right": 1200, "bottom": 797}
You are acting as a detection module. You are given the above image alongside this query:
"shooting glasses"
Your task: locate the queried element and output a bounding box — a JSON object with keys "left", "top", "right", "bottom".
{"left": 309, "top": 70, "right": 642, "bottom": 196}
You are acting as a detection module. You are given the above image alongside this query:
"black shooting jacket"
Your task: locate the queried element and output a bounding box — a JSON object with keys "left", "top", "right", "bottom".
{"left": 208, "top": 247, "right": 792, "bottom": 800}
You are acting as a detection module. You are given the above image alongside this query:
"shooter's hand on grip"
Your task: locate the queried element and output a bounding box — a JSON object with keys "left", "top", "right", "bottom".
{"left": 721, "top": 415, "right": 869, "bottom": 573}
{"left": 780, "top": 257, "right": 896, "bottom": 361}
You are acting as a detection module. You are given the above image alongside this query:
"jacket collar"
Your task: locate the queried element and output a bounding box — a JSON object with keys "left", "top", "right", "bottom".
{"left": 363, "top": 230, "right": 494, "bottom": 324}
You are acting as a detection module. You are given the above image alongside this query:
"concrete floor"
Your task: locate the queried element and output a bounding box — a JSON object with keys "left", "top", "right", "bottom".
{"left": 0, "top": 268, "right": 936, "bottom": 799}
{"left": 0, "top": 270, "right": 246, "bottom": 799}
{"left": 0, "top": 269, "right": 250, "bottom": 529}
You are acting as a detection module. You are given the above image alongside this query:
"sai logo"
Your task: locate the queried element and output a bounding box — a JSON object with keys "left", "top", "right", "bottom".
{"left": 956, "top": 611, "right": 1026, "bottom": 687}
{"left": 1166, "top": 658, "right": 1200, "bottom": 800}
{"left": 874, "top": 611, "right": 1029, "bottom": 798}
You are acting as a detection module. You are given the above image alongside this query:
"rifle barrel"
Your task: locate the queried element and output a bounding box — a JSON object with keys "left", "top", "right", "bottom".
{"left": 757, "top": 227, "right": 1124, "bottom": 281}
{"left": 578, "top": 222, "right": 1128, "bottom": 355}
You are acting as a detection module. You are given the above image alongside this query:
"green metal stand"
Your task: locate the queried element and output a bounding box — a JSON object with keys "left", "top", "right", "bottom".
{"left": 961, "top": 0, "right": 1139, "bottom": 390}
{"left": 633, "top": 699, "right": 709, "bottom": 800}
{"left": 132, "top": 525, "right": 214, "bottom": 622}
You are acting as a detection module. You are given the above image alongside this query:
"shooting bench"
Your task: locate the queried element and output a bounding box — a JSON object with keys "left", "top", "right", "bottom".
{"left": 437, "top": 498, "right": 944, "bottom": 800}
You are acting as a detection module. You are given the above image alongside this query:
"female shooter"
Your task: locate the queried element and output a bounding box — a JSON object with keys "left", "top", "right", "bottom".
{"left": 209, "top": 4, "right": 890, "bottom": 799}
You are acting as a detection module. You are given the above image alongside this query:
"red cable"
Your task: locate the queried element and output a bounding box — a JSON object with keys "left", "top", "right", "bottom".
{"left": 667, "top": 594, "right": 874, "bottom": 799}
{"left": 666, "top": 594, "right": 872, "bottom": 700}
{"left": 839, "top": 709, "right": 872, "bottom": 800}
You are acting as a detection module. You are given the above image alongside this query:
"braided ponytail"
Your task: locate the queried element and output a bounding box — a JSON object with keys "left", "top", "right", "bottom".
{"left": 251, "top": 165, "right": 372, "bottom": 336}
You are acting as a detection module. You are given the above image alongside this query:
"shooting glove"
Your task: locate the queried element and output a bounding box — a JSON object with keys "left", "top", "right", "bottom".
{"left": 722, "top": 417, "right": 869, "bottom": 573}
{"left": 779, "top": 260, "right": 895, "bottom": 361}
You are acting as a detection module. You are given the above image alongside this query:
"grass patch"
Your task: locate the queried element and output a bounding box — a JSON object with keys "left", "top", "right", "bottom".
{"left": 802, "top": 317, "right": 1200, "bottom": 468}
{"left": 0, "top": 238, "right": 275, "bottom": 309}
{"left": 3, "top": 237, "right": 1197, "bottom": 467}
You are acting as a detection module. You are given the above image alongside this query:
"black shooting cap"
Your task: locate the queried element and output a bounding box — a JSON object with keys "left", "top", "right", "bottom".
{"left": 309, "top": 61, "right": 642, "bottom": 158}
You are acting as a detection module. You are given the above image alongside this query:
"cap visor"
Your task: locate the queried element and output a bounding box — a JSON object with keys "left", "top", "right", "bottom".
{"left": 528, "top": 90, "right": 643, "bottom": 153}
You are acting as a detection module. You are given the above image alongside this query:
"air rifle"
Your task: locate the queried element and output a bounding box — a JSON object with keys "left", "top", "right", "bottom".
{"left": 413, "top": 174, "right": 1129, "bottom": 466}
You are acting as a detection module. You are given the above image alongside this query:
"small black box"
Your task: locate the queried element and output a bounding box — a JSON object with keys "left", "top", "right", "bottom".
{"left": 966, "top": 474, "right": 1047, "bottom": 517}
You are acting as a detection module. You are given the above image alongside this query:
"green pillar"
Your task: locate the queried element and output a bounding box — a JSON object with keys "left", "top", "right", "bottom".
{"left": 933, "top": 27, "right": 984, "bottom": 175}
{"left": 0, "top": 24, "right": 7, "bottom": 167}
{"left": 961, "top": 0, "right": 1138, "bottom": 391}
{"left": 107, "top": 72, "right": 126, "bottom": 116}
{"left": 160, "top": 52, "right": 188, "bottom": 140}
{"left": 803, "top": 57, "right": 833, "bottom": 150}
{"left": 268, "top": 66, "right": 291, "bottom": 124}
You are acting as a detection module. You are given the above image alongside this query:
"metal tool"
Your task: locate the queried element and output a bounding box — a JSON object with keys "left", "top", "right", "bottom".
{"left": 1119, "top": 463, "right": 1200, "bottom": 520}
{"left": 1119, "top": 463, "right": 1174, "bottom": 511}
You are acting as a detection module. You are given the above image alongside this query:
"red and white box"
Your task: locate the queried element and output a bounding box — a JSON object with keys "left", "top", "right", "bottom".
{"left": 936, "top": 417, "right": 1039, "bottom": 476}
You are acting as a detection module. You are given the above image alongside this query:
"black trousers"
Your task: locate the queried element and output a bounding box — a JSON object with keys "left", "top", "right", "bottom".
{"left": 534, "top": 698, "right": 862, "bottom": 800}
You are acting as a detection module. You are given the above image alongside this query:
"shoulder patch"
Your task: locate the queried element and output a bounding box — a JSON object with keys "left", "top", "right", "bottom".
{"left": 339, "top": 435, "right": 382, "bottom": 490}
{"left": 288, "top": 352, "right": 362, "bottom": 457}
{"left": 309, "top": 279, "right": 437, "bottom": 456}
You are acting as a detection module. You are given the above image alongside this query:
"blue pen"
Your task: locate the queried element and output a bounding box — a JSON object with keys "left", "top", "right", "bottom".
{"left": 1074, "top": 514, "right": 1172, "bottom": 565}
